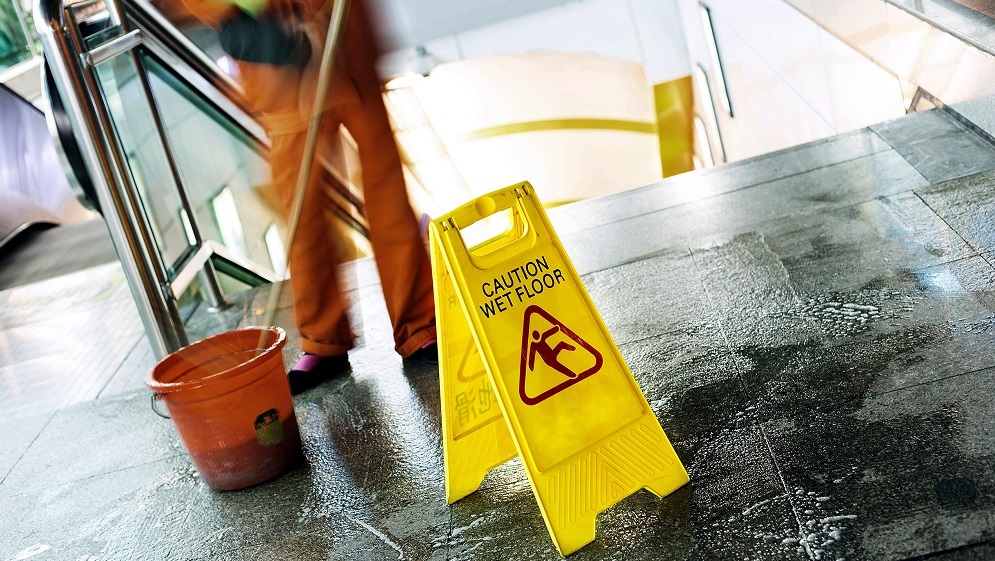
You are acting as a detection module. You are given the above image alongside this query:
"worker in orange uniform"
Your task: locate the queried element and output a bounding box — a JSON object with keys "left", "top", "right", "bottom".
{"left": 178, "top": 0, "right": 437, "bottom": 393}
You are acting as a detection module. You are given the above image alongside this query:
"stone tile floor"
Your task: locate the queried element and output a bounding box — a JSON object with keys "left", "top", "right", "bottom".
{"left": 2, "top": 108, "right": 995, "bottom": 559}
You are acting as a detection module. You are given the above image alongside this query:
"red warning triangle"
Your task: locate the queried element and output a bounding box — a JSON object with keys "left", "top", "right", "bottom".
{"left": 519, "top": 305, "right": 603, "bottom": 405}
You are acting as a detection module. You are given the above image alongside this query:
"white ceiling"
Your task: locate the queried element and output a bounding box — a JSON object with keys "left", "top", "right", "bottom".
{"left": 367, "top": 0, "right": 576, "bottom": 50}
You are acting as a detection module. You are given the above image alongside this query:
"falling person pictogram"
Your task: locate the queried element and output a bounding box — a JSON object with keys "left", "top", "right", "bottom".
{"left": 529, "top": 325, "right": 579, "bottom": 379}
{"left": 519, "top": 305, "right": 603, "bottom": 405}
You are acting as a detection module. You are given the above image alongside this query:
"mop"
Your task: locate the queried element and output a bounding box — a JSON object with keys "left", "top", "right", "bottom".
{"left": 258, "top": 0, "right": 351, "bottom": 340}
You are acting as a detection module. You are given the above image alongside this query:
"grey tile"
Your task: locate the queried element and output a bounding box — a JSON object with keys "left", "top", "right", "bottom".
{"left": 912, "top": 256, "right": 995, "bottom": 293}
{"left": 582, "top": 248, "right": 717, "bottom": 346}
{"left": 184, "top": 290, "right": 253, "bottom": 343}
{"left": 764, "top": 367, "right": 995, "bottom": 561}
{"left": 445, "top": 424, "right": 795, "bottom": 560}
{"left": 0, "top": 391, "right": 185, "bottom": 497}
{"left": 691, "top": 232, "right": 817, "bottom": 350}
{"left": 905, "top": 540, "right": 995, "bottom": 560}
{"left": 0, "top": 410, "right": 53, "bottom": 484}
{"left": 97, "top": 337, "right": 157, "bottom": 399}
{"left": 549, "top": 128, "right": 893, "bottom": 236}
{"left": 896, "top": 130, "right": 995, "bottom": 184}
{"left": 0, "top": 261, "right": 133, "bottom": 330}
{"left": 0, "top": 329, "right": 145, "bottom": 417}
{"left": 0, "top": 452, "right": 449, "bottom": 561}
{"left": 872, "top": 109, "right": 966, "bottom": 149}
{"left": 732, "top": 290, "right": 995, "bottom": 421}
{"left": 688, "top": 191, "right": 990, "bottom": 356}
{"left": 918, "top": 169, "right": 995, "bottom": 254}
{"left": 561, "top": 149, "right": 929, "bottom": 274}
{"left": 762, "top": 192, "right": 976, "bottom": 295}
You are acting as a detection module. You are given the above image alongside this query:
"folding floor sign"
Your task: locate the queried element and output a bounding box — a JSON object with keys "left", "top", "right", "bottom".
{"left": 429, "top": 182, "right": 689, "bottom": 556}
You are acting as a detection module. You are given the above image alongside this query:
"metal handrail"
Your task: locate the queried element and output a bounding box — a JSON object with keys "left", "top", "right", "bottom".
{"left": 34, "top": 0, "right": 188, "bottom": 358}
{"left": 127, "top": 0, "right": 242, "bottom": 97}
{"left": 123, "top": 0, "right": 263, "bottom": 136}
{"left": 35, "top": 0, "right": 371, "bottom": 358}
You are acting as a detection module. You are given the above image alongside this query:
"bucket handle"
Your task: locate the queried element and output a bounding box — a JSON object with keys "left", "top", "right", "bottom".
{"left": 150, "top": 393, "right": 171, "bottom": 419}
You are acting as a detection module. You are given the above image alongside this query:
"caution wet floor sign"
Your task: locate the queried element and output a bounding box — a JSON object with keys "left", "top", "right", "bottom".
{"left": 430, "top": 182, "right": 689, "bottom": 556}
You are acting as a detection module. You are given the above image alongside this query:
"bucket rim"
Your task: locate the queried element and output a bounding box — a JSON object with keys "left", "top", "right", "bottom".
{"left": 146, "top": 326, "right": 287, "bottom": 394}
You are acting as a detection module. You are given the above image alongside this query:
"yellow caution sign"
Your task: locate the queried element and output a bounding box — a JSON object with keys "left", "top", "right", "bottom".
{"left": 430, "top": 182, "right": 689, "bottom": 555}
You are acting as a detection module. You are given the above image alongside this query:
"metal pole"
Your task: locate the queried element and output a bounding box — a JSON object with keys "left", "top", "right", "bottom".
{"left": 35, "top": 0, "right": 187, "bottom": 358}
{"left": 129, "top": 48, "right": 231, "bottom": 311}
{"left": 260, "top": 0, "right": 351, "bottom": 328}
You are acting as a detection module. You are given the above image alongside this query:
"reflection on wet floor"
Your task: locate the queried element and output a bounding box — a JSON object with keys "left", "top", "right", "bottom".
{"left": 2, "top": 108, "right": 995, "bottom": 559}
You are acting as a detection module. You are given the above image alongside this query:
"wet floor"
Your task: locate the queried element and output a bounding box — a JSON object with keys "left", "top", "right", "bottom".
{"left": 2, "top": 108, "right": 995, "bottom": 559}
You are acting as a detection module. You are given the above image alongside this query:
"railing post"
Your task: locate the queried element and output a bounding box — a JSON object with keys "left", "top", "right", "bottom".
{"left": 34, "top": 0, "right": 188, "bottom": 359}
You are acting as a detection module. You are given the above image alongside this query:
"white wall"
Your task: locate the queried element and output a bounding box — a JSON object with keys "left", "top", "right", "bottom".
{"left": 677, "top": 0, "right": 905, "bottom": 161}
{"left": 786, "top": 0, "right": 995, "bottom": 139}
{"left": 378, "top": 0, "right": 914, "bottom": 167}
{"left": 378, "top": 0, "right": 691, "bottom": 85}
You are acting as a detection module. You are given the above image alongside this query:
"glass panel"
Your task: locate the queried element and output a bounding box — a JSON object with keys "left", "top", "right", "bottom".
{"left": 72, "top": 0, "right": 117, "bottom": 43}
{"left": 0, "top": 0, "right": 31, "bottom": 71}
{"left": 140, "top": 51, "right": 278, "bottom": 273}
{"left": 94, "top": 53, "right": 194, "bottom": 277}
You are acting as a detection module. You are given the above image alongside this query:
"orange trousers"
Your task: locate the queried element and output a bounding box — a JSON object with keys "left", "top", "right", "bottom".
{"left": 260, "top": 7, "right": 435, "bottom": 358}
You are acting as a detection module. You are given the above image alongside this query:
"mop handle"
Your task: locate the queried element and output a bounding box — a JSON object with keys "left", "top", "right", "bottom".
{"left": 259, "top": 0, "right": 351, "bottom": 343}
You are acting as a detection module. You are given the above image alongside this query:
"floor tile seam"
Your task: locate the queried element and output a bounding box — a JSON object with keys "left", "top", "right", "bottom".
{"left": 866, "top": 364, "right": 995, "bottom": 400}
{"left": 897, "top": 538, "right": 995, "bottom": 561}
{"left": 0, "top": 410, "right": 57, "bottom": 488}
{"left": 576, "top": 246, "right": 688, "bottom": 278}
{"left": 0, "top": 452, "right": 189, "bottom": 500}
{"left": 868, "top": 128, "right": 933, "bottom": 186}
{"left": 58, "top": 372, "right": 116, "bottom": 411}
{"left": 686, "top": 246, "right": 753, "bottom": 399}
{"left": 908, "top": 189, "right": 983, "bottom": 256}
{"left": 908, "top": 253, "right": 985, "bottom": 273}
{"left": 561, "top": 149, "right": 904, "bottom": 237}
{"left": 0, "top": 261, "right": 125, "bottom": 298}
{"left": 95, "top": 354, "right": 150, "bottom": 401}
{"left": 51, "top": 334, "right": 145, "bottom": 406}
{"left": 445, "top": 503, "right": 454, "bottom": 560}
{"left": 938, "top": 105, "right": 995, "bottom": 150}
{"left": 755, "top": 422, "right": 816, "bottom": 560}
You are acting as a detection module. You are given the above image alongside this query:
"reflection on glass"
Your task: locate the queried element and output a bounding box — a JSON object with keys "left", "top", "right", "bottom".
{"left": 211, "top": 186, "right": 245, "bottom": 257}
{"left": 179, "top": 208, "right": 196, "bottom": 244}
{"left": 264, "top": 224, "right": 286, "bottom": 279}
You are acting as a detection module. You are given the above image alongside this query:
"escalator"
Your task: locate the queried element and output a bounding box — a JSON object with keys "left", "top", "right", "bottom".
{"left": 35, "top": 0, "right": 368, "bottom": 358}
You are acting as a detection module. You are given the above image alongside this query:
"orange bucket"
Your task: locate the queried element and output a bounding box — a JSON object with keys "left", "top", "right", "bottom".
{"left": 146, "top": 326, "right": 301, "bottom": 491}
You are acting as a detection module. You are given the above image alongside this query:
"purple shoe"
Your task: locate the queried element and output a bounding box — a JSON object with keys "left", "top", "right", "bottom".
{"left": 288, "top": 353, "right": 350, "bottom": 395}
